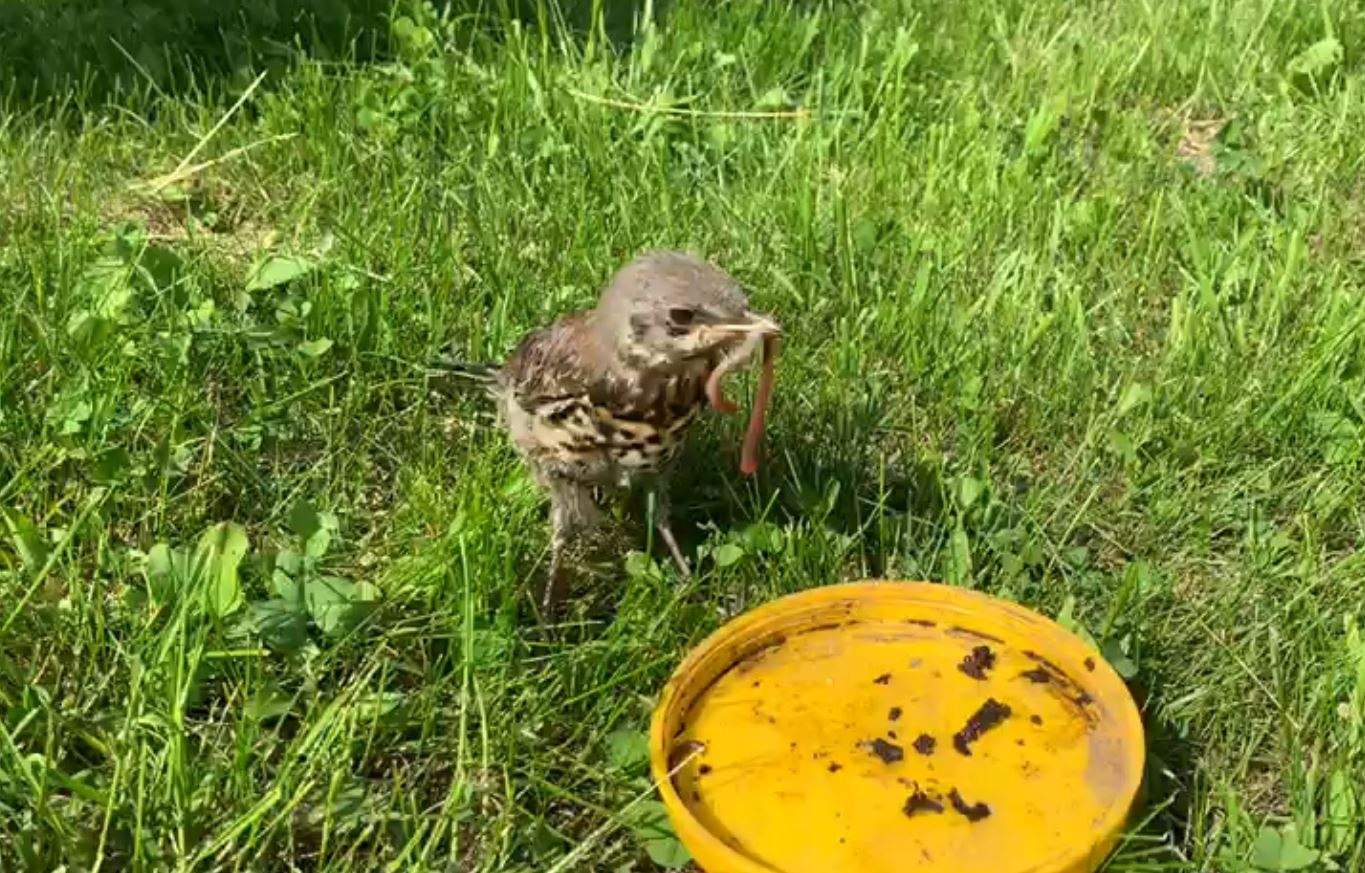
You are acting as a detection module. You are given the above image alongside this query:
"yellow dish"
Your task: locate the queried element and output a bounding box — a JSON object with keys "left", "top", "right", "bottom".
{"left": 649, "top": 581, "right": 1144, "bottom": 873}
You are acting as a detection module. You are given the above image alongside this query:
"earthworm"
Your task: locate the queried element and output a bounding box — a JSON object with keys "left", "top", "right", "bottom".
{"left": 705, "top": 331, "right": 764, "bottom": 415}
{"left": 703, "top": 332, "right": 777, "bottom": 475}
{"left": 739, "top": 335, "right": 777, "bottom": 476}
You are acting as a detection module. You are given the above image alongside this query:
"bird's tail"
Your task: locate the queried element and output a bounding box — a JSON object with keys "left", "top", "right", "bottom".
{"left": 428, "top": 355, "right": 504, "bottom": 401}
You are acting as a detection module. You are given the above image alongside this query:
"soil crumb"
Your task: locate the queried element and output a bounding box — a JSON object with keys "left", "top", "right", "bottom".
{"left": 953, "top": 698, "right": 1012, "bottom": 756}
{"left": 874, "top": 673, "right": 892, "bottom": 685}
{"left": 889, "top": 706, "right": 902, "bottom": 721}
{"left": 913, "top": 734, "right": 936, "bottom": 756}
{"left": 949, "top": 788, "right": 991, "bottom": 822}
{"left": 862, "top": 738, "right": 904, "bottom": 764}
{"left": 1030, "top": 714, "right": 1043, "bottom": 725}
{"left": 903, "top": 790, "right": 945, "bottom": 818}
{"left": 958, "top": 645, "right": 996, "bottom": 680}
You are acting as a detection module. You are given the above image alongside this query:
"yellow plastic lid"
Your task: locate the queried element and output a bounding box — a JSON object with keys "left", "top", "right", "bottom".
{"left": 649, "top": 581, "right": 1144, "bottom": 873}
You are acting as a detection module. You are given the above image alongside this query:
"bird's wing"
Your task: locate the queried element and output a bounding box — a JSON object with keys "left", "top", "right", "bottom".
{"left": 503, "top": 311, "right": 711, "bottom": 426}
{"left": 502, "top": 313, "right": 620, "bottom": 411}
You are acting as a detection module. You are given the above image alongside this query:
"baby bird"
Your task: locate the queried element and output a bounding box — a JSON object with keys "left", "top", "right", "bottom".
{"left": 444, "top": 251, "right": 779, "bottom": 614}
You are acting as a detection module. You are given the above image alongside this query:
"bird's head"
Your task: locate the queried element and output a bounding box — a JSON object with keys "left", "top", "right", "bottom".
{"left": 596, "top": 250, "right": 780, "bottom": 369}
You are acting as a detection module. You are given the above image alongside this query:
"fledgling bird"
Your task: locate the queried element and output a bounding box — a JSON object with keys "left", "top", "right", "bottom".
{"left": 441, "top": 251, "right": 780, "bottom": 614}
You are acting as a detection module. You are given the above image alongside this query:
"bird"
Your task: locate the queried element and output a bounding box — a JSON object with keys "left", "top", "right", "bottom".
{"left": 438, "top": 250, "right": 781, "bottom": 615}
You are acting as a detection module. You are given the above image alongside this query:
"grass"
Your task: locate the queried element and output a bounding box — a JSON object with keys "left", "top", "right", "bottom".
{"left": 2, "top": 0, "right": 1364, "bottom": 869}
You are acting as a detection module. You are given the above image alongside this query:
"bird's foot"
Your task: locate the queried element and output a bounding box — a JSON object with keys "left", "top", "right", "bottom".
{"left": 657, "top": 521, "right": 692, "bottom": 582}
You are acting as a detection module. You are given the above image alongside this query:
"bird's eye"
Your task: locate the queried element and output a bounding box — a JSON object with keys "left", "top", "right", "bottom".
{"left": 668, "top": 307, "right": 696, "bottom": 326}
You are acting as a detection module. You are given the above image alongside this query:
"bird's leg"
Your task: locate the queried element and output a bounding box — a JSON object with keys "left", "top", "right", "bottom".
{"left": 543, "top": 477, "right": 600, "bottom": 617}
{"left": 650, "top": 479, "right": 691, "bottom": 581}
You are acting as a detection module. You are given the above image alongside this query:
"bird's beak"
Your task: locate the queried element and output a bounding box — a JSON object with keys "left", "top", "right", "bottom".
{"left": 706, "top": 311, "right": 782, "bottom": 339}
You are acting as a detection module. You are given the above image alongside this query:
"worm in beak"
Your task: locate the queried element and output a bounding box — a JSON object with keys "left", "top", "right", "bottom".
{"left": 704, "top": 313, "right": 780, "bottom": 475}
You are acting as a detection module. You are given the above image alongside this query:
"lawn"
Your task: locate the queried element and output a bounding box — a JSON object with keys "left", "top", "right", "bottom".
{"left": 1, "top": 0, "right": 1363, "bottom": 870}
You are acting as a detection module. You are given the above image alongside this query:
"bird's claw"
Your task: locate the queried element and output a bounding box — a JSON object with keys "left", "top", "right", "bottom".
{"left": 657, "top": 521, "right": 692, "bottom": 581}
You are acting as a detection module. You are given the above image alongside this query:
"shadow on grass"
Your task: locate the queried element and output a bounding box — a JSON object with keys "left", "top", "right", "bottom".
{"left": 1110, "top": 636, "right": 1206, "bottom": 868}
{"left": 0, "top": 0, "right": 666, "bottom": 109}
{"left": 661, "top": 390, "right": 938, "bottom": 580}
